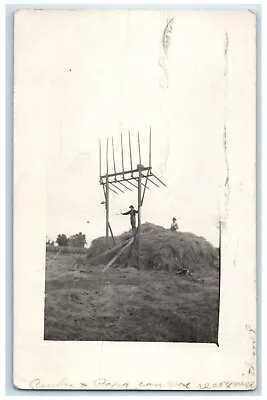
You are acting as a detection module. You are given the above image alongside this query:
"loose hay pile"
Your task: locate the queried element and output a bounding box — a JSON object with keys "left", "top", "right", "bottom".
{"left": 86, "top": 222, "right": 219, "bottom": 274}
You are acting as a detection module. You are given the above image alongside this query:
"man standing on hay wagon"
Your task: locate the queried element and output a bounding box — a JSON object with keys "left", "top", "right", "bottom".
{"left": 121, "top": 205, "right": 138, "bottom": 231}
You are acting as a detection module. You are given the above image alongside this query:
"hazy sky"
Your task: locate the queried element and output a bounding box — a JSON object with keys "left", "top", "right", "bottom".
{"left": 38, "top": 10, "right": 230, "bottom": 246}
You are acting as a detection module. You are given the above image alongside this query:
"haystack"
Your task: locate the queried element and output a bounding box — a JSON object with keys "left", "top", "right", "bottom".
{"left": 86, "top": 223, "right": 219, "bottom": 275}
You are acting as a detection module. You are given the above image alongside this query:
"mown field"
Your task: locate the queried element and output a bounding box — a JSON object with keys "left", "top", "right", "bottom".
{"left": 44, "top": 251, "right": 220, "bottom": 343}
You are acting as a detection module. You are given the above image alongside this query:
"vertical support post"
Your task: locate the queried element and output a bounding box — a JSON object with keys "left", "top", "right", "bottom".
{"left": 108, "top": 222, "right": 115, "bottom": 245}
{"left": 141, "top": 170, "right": 150, "bottom": 206}
{"left": 149, "top": 126, "right": 152, "bottom": 168}
{"left": 219, "top": 219, "right": 221, "bottom": 268}
{"left": 105, "top": 176, "right": 109, "bottom": 241}
{"left": 137, "top": 165, "right": 142, "bottom": 269}
{"left": 105, "top": 138, "right": 109, "bottom": 242}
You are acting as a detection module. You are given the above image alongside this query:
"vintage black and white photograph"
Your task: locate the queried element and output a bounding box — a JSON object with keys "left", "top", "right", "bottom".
{"left": 14, "top": 8, "right": 256, "bottom": 390}
{"left": 43, "top": 9, "right": 226, "bottom": 344}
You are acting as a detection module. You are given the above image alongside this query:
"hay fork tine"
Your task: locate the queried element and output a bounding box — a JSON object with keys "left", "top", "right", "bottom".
{"left": 112, "top": 136, "right": 117, "bottom": 180}
{"left": 121, "top": 133, "right": 125, "bottom": 179}
{"left": 137, "top": 130, "right": 142, "bottom": 165}
{"left": 128, "top": 130, "right": 133, "bottom": 177}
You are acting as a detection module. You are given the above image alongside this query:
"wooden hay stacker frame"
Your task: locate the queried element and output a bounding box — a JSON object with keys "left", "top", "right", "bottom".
{"left": 99, "top": 128, "right": 166, "bottom": 271}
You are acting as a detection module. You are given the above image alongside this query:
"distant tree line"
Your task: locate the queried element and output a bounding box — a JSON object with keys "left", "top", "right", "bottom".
{"left": 46, "top": 232, "right": 87, "bottom": 248}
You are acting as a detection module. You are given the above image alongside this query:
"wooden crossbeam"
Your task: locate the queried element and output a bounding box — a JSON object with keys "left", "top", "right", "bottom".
{"left": 100, "top": 166, "right": 151, "bottom": 180}
{"left": 100, "top": 176, "right": 150, "bottom": 190}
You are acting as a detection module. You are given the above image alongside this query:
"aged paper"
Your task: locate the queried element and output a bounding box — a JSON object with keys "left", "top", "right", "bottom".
{"left": 13, "top": 9, "right": 256, "bottom": 390}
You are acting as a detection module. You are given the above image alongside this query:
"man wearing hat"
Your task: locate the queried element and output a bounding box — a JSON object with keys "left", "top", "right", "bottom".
{"left": 121, "top": 205, "right": 138, "bottom": 231}
{"left": 170, "top": 217, "right": 179, "bottom": 232}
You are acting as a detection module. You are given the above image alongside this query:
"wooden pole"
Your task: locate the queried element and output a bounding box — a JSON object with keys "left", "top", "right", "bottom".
{"left": 101, "top": 182, "right": 106, "bottom": 202}
{"left": 219, "top": 219, "right": 221, "bottom": 267}
{"left": 137, "top": 165, "right": 142, "bottom": 269}
{"left": 149, "top": 126, "right": 152, "bottom": 168}
{"left": 103, "top": 238, "right": 134, "bottom": 272}
{"left": 121, "top": 133, "right": 125, "bottom": 178}
{"left": 108, "top": 222, "right": 116, "bottom": 245}
{"left": 99, "top": 139, "right": 102, "bottom": 178}
{"left": 109, "top": 186, "right": 118, "bottom": 195}
{"left": 88, "top": 237, "right": 132, "bottom": 264}
{"left": 151, "top": 173, "right": 167, "bottom": 187}
{"left": 112, "top": 136, "right": 117, "bottom": 179}
{"left": 110, "top": 182, "right": 124, "bottom": 193}
{"left": 142, "top": 175, "right": 160, "bottom": 188}
{"left": 141, "top": 171, "right": 150, "bottom": 206}
{"left": 124, "top": 227, "right": 139, "bottom": 269}
{"left": 100, "top": 175, "right": 150, "bottom": 189}
{"left": 127, "top": 180, "right": 139, "bottom": 189}
{"left": 135, "top": 178, "right": 150, "bottom": 190}
{"left": 118, "top": 181, "right": 132, "bottom": 191}
{"left": 128, "top": 131, "right": 133, "bottom": 177}
{"left": 106, "top": 138, "right": 109, "bottom": 175}
{"left": 137, "top": 131, "right": 142, "bottom": 165}
{"left": 105, "top": 176, "right": 109, "bottom": 241}
{"left": 105, "top": 138, "right": 109, "bottom": 242}
{"left": 100, "top": 166, "right": 151, "bottom": 180}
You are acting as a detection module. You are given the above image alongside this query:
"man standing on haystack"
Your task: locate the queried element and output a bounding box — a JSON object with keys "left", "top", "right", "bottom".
{"left": 170, "top": 217, "right": 179, "bottom": 232}
{"left": 121, "top": 205, "right": 138, "bottom": 232}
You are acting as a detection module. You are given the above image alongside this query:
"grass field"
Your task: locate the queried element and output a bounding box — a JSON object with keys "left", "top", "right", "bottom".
{"left": 44, "top": 250, "right": 220, "bottom": 343}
